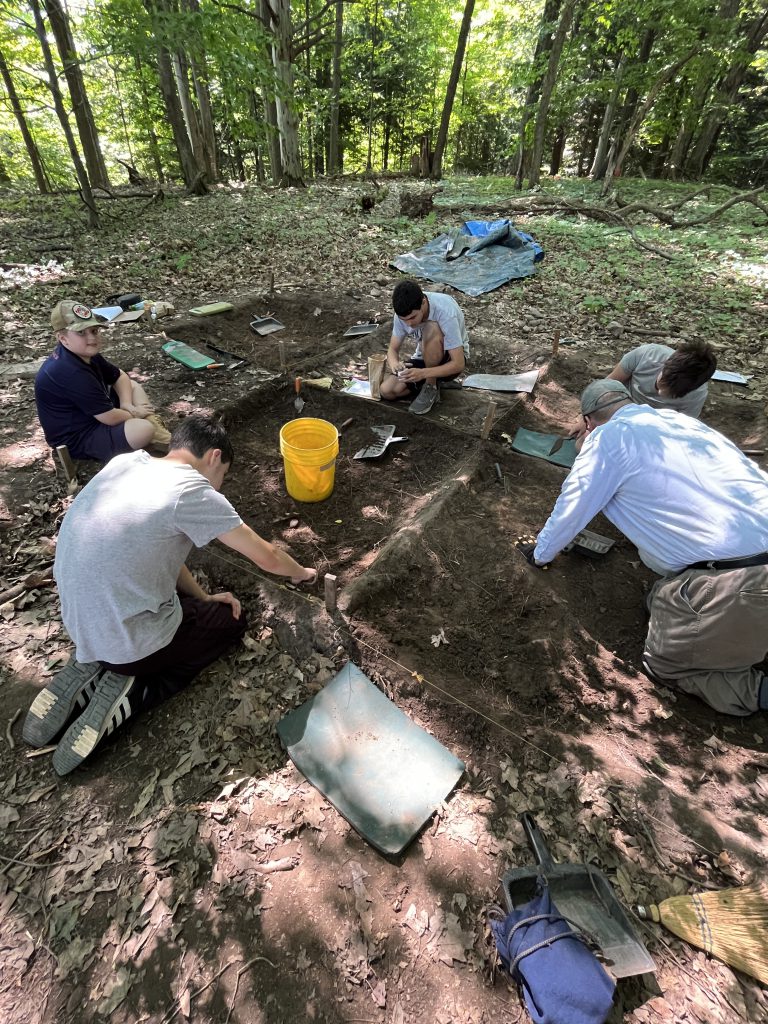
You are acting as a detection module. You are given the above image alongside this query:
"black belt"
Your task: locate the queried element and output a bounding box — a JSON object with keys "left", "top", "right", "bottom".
{"left": 686, "top": 551, "right": 768, "bottom": 572}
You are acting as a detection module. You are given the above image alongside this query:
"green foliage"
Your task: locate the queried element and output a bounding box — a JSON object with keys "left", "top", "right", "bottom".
{"left": 0, "top": 0, "right": 765, "bottom": 190}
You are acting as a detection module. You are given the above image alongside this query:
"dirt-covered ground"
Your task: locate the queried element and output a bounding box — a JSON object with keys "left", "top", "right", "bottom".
{"left": 1, "top": 180, "right": 767, "bottom": 1024}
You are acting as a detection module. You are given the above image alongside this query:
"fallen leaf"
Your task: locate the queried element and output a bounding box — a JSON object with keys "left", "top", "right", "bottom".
{"left": 0, "top": 804, "right": 20, "bottom": 828}
{"left": 430, "top": 627, "right": 449, "bottom": 648}
{"left": 98, "top": 967, "right": 132, "bottom": 1016}
{"left": 130, "top": 769, "right": 160, "bottom": 818}
{"left": 370, "top": 979, "right": 386, "bottom": 1008}
{"left": 403, "top": 903, "right": 429, "bottom": 936}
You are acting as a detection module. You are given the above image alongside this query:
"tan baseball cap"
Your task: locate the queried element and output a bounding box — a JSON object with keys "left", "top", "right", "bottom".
{"left": 51, "top": 300, "right": 107, "bottom": 333}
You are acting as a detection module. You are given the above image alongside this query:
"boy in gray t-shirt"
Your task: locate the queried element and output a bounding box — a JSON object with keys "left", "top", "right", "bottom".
{"left": 380, "top": 279, "right": 469, "bottom": 415}
{"left": 23, "top": 416, "right": 317, "bottom": 776}
{"left": 613, "top": 341, "right": 716, "bottom": 418}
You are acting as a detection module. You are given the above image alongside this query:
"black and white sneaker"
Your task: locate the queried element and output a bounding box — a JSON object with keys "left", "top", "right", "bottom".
{"left": 52, "top": 671, "right": 135, "bottom": 776}
{"left": 23, "top": 656, "right": 104, "bottom": 748}
{"left": 409, "top": 382, "right": 440, "bottom": 415}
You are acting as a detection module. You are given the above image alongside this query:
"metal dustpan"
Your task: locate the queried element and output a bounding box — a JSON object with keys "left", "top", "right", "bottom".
{"left": 354, "top": 424, "right": 409, "bottom": 460}
{"left": 344, "top": 322, "right": 379, "bottom": 337}
{"left": 502, "top": 813, "right": 655, "bottom": 978}
{"left": 564, "top": 528, "right": 615, "bottom": 558}
{"left": 250, "top": 316, "right": 284, "bottom": 336}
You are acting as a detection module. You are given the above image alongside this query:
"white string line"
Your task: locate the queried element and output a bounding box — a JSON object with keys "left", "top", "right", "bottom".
{"left": 207, "top": 544, "right": 728, "bottom": 858}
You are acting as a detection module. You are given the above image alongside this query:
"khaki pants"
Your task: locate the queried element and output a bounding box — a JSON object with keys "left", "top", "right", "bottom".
{"left": 644, "top": 564, "right": 768, "bottom": 716}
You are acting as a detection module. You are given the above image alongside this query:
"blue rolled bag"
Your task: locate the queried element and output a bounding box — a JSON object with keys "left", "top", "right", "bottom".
{"left": 491, "top": 883, "right": 616, "bottom": 1024}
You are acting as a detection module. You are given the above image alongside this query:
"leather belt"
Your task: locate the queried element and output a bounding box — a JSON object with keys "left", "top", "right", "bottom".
{"left": 686, "top": 551, "right": 768, "bottom": 572}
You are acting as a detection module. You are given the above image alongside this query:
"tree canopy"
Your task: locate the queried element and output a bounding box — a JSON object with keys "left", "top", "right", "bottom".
{"left": 0, "top": 0, "right": 766, "bottom": 208}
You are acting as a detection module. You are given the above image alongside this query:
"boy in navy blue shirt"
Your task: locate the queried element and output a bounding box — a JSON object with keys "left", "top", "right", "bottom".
{"left": 35, "top": 300, "right": 164, "bottom": 461}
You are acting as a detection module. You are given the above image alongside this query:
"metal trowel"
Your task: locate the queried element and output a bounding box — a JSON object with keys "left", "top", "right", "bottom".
{"left": 294, "top": 377, "right": 305, "bottom": 414}
{"left": 353, "top": 424, "right": 409, "bottom": 460}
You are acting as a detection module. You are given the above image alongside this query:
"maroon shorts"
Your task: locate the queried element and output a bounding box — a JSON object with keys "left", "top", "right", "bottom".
{"left": 103, "top": 595, "right": 247, "bottom": 708}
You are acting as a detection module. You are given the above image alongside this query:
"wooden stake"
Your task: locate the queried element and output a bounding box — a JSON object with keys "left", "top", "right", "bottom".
{"left": 552, "top": 330, "right": 561, "bottom": 356}
{"left": 55, "top": 444, "right": 76, "bottom": 484}
{"left": 324, "top": 573, "right": 337, "bottom": 614}
{"left": 268, "top": 270, "right": 275, "bottom": 295}
{"left": 278, "top": 340, "right": 287, "bottom": 370}
{"left": 480, "top": 400, "right": 497, "bottom": 441}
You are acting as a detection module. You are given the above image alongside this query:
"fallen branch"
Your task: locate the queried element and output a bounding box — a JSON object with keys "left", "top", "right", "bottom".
{"left": 162, "top": 954, "right": 276, "bottom": 1024}
{"left": 0, "top": 571, "right": 53, "bottom": 607}
{"left": 615, "top": 187, "right": 767, "bottom": 228}
{"left": 254, "top": 855, "right": 298, "bottom": 873}
{"left": 6, "top": 709, "right": 20, "bottom": 749}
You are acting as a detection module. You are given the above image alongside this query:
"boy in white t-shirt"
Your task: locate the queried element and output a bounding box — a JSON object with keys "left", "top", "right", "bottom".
{"left": 380, "top": 280, "right": 469, "bottom": 415}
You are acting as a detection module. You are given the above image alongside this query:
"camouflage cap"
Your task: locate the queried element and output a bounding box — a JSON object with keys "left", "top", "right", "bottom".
{"left": 51, "top": 300, "right": 106, "bottom": 333}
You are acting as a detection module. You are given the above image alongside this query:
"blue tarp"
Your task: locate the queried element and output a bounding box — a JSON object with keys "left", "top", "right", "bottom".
{"left": 390, "top": 219, "right": 544, "bottom": 296}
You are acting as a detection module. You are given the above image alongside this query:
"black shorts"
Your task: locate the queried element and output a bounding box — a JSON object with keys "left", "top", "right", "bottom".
{"left": 404, "top": 354, "right": 459, "bottom": 395}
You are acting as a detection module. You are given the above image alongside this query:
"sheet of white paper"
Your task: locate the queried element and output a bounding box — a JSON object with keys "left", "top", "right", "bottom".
{"left": 92, "top": 305, "right": 123, "bottom": 322}
{"left": 462, "top": 370, "right": 539, "bottom": 393}
{"left": 340, "top": 379, "right": 373, "bottom": 399}
{"left": 712, "top": 370, "right": 752, "bottom": 385}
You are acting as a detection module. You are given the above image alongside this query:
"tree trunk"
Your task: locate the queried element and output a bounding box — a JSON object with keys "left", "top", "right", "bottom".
{"left": 0, "top": 151, "right": 10, "bottom": 182}
{"left": 365, "top": 0, "right": 379, "bottom": 171}
{"left": 686, "top": 10, "right": 768, "bottom": 179}
{"left": 172, "top": 51, "right": 206, "bottom": 170}
{"left": 134, "top": 54, "right": 165, "bottom": 182}
{"left": 29, "top": 0, "right": 98, "bottom": 226}
{"left": 267, "top": 0, "right": 303, "bottom": 185}
{"left": 602, "top": 47, "right": 697, "bottom": 193}
{"left": 430, "top": 0, "right": 475, "bottom": 179}
{"left": 0, "top": 47, "right": 50, "bottom": 193}
{"left": 156, "top": 45, "right": 204, "bottom": 190}
{"left": 143, "top": 1, "right": 203, "bottom": 190}
{"left": 515, "top": 0, "right": 562, "bottom": 189}
{"left": 185, "top": 0, "right": 219, "bottom": 180}
{"left": 44, "top": 0, "right": 110, "bottom": 189}
{"left": 328, "top": 0, "right": 343, "bottom": 173}
{"left": 666, "top": 72, "right": 711, "bottom": 179}
{"left": 611, "top": 29, "right": 656, "bottom": 149}
{"left": 590, "top": 56, "right": 625, "bottom": 180}
{"left": 527, "top": 0, "right": 576, "bottom": 188}
{"left": 550, "top": 125, "right": 566, "bottom": 174}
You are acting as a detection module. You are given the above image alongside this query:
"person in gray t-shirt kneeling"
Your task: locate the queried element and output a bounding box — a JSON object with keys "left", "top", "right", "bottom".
{"left": 610, "top": 340, "right": 716, "bottom": 418}
{"left": 23, "top": 416, "right": 318, "bottom": 776}
{"left": 569, "top": 340, "right": 716, "bottom": 449}
{"left": 380, "top": 280, "right": 469, "bottom": 416}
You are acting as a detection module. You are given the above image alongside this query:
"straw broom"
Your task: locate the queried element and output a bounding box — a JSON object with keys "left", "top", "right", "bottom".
{"left": 637, "top": 881, "right": 768, "bottom": 984}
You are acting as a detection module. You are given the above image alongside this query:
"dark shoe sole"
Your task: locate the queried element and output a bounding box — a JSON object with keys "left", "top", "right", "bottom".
{"left": 52, "top": 672, "right": 135, "bottom": 776}
{"left": 23, "top": 660, "right": 103, "bottom": 748}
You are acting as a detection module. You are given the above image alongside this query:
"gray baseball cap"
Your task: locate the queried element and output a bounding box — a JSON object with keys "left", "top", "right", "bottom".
{"left": 581, "top": 379, "right": 631, "bottom": 416}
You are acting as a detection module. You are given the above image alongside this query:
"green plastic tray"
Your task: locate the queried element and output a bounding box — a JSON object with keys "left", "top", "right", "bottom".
{"left": 189, "top": 301, "right": 234, "bottom": 316}
{"left": 162, "top": 340, "right": 216, "bottom": 369}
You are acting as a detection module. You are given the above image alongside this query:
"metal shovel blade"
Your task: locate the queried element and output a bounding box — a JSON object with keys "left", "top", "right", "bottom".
{"left": 354, "top": 424, "right": 409, "bottom": 460}
{"left": 294, "top": 378, "right": 305, "bottom": 414}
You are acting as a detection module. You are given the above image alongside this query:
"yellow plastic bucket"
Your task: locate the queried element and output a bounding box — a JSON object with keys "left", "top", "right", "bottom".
{"left": 279, "top": 417, "right": 339, "bottom": 502}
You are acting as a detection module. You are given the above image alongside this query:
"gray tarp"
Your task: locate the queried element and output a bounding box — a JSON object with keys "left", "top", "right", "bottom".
{"left": 390, "top": 224, "right": 539, "bottom": 296}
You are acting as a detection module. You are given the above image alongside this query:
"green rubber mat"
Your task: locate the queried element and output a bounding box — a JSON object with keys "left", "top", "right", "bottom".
{"left": 511, "top": 427, "right": 577, "bottom": 468}
{"left": 277, "top": 663, "right": 465, "bottom": 856}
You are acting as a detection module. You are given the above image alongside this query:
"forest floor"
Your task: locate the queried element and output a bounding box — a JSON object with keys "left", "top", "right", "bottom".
{"left": 0, "top": 175, "right": 767, "bottom": 1024}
